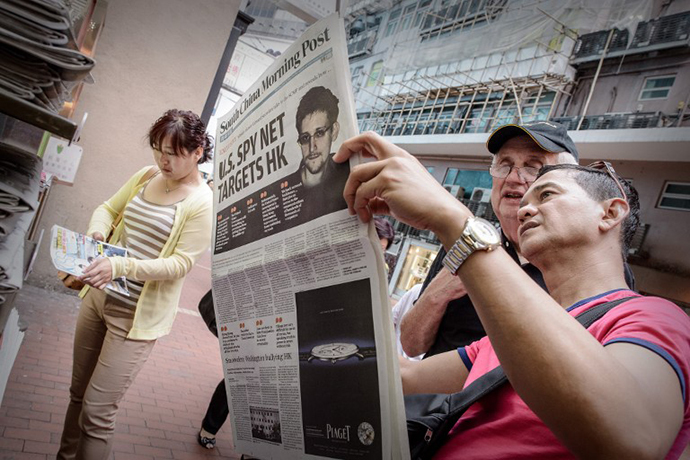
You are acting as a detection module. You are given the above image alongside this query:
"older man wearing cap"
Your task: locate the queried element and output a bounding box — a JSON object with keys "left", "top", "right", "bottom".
{"left": 400, "top": 121, "right": 580, "bottom": 358}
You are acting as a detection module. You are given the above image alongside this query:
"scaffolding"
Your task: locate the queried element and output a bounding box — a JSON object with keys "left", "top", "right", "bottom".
{"left": 356, "top": 46, "right": 575, "bottom": 136}
{"left": 348, "top": 0, "right": 655, "bottom": 135}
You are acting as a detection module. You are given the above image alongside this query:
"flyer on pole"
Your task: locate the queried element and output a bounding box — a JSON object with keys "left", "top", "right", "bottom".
{"left": 211, "top": 13, "right": 409, "bottom": 460}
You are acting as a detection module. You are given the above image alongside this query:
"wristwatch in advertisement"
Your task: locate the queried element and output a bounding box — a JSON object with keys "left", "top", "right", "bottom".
{"left": 442, "top": 217, "right": 501, "bottom": 275}
{"left": 300, "top": 343, "right": 377, "bottom": 364}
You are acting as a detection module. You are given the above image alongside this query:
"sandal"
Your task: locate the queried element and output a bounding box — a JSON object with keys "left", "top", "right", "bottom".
{"left": 198, "top": 430, "right": 216, "bottom": 449}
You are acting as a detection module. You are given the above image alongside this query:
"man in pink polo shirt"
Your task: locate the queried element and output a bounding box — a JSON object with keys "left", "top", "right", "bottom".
{"left": 335, "top": 132, "right": 690, "bottom": 459}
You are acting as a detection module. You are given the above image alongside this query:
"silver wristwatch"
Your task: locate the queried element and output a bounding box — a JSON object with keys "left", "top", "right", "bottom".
{"left": 442, "top": 217, "right": 501, "bottom": 275}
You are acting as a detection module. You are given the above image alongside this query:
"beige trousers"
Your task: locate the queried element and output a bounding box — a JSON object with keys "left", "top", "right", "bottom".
{"left": 57, "top": 288, "right": 156, "bottom": 460}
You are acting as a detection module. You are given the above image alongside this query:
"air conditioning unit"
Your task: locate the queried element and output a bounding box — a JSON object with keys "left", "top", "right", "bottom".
{"left": 470, "top": 187, "right": 491, "bottom": 203}
{"left": 445, "top": 185, "right": 465, "bottom": 200}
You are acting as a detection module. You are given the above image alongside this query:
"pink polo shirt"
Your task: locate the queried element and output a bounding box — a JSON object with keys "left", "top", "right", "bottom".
{"left": 434, "top": 289, "right": 690, "bottom": 459}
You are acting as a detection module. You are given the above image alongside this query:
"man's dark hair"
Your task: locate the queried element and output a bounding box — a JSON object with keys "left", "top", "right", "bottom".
{"left": 537, "top": 164, "right": 640, "bottom": 260}
{"left": 295, "top": 86, "right": 339, "bottom": 133}
{"left": 374, "top": 216, "right": 395, "bottom": 249}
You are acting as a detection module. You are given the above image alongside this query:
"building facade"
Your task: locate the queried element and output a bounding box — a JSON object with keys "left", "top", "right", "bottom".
{"left": 344, "top": 0, "right": 690, "bottom": 305}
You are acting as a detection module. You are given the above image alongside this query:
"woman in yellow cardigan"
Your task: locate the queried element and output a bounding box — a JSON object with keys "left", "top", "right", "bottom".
{"left": 58, "top": 109, "right": 213, "bottom": 460}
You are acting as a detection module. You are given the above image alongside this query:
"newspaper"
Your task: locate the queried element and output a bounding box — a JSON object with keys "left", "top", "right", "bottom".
{"left": 0, "top": 207, "right": 34, "bottom": 293}
{"left": 50, "top": 225, "right": 130, "bottom": 295}
{"left": 0, "top": 142, "right": 42, "bottom": 215}
{"left": 211, "top": 13, "right": 409, "bottom": 460}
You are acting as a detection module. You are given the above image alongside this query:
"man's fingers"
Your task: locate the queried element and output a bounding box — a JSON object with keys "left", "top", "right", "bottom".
{"left": 351, "top": 177, "right": 381, "bottom": 221}
{"left": 343, "top": 160, "right": 390, "bottom": 215}
{"left": 367, "top": 197, "right": 391, "bottom": 216}
{"left": 334, "top": 131, "right": 404, "bottom": 164}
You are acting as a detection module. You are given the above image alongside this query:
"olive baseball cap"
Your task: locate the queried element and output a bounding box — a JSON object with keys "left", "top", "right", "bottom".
{"left": 486, "top": 121, "right": 579, "bottom": 161}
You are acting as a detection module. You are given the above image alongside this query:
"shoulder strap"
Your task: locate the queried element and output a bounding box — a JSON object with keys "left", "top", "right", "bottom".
{"left": 446, "top": 295, "right": 638, "bottom": 417}
{"left": 574, "top": 295, "right": 638, "bottom": 328}
{"left": 108, "top": 166, "right": 159, "bottom": 237}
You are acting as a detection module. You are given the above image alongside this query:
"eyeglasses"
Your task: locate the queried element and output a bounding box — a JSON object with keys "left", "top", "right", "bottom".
{"left": 297, "top": 123, "right": 334, "bottom": 146}
{"left": 587, "top": 161, "right": 627, "bottom": 201}
{"left": 489, "top": 164, "right": 540, "bottom": 182}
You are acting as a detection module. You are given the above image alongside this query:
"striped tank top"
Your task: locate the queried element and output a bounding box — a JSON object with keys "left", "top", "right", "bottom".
{"left": 108, "top": 184, "right": 176, "bottom": 309}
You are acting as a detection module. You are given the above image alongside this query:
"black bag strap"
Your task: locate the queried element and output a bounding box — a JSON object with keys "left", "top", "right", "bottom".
{"left": 575, "top": 296, "right": 637, "bottom": 328}
{"left": 444, "top": 295, "right": 638, "bottom": 419}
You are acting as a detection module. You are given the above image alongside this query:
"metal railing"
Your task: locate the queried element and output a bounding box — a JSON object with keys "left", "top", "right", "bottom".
{"left": 551, "top": 112, "right": 664, "bottom": 131}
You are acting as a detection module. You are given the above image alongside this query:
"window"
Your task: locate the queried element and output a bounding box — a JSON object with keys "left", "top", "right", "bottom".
{"left": 401, "top": 14, "right": 412, "bottom": 30}
{"left": 522, "top": 91, "right": 555, "bottom": 123}
{"left": 657, "top": 181, "right": 690, "bottom": 211}
{"left": 367, "top": 61, "right": 383, "bottom": 87}
{"left": 351, "top": 66, "right": 363, "bottom": 91}
{"left": 246, "top": 0, "right": 277, "bottom": 18}
{"left": 385, "top": 20, "right": 397, "bottom": 36}
{"left": 414, "top": 10, "right": 426, "bottom": 27}
{"left": 639, "top": 75, "right": 676, "bottom": 101}
{"left": 442, "top": 168, "right": 492, "bottom": 200}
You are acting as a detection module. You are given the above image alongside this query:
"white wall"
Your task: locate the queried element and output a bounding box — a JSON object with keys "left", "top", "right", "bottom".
{"left": 612, "top": 160, "right": 690, "bottom": 275}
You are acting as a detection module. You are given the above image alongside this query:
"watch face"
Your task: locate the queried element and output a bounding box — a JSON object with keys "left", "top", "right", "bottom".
{"left": 469, "top": 218, "right": 501, "bottom": 246}
{"left": 357, "top": 422, "right": 375, "bottom": 445}
{"left": 310, "top": 343, "right": 359, "bottom": 360}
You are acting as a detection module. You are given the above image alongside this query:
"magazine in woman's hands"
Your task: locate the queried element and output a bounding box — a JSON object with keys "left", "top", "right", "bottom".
{"left": 50, "top": 225, "right": 130, "bottom": 295}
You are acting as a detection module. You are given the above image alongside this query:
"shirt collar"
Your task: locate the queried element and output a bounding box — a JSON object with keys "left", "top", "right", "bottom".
{"left": 566, "top": 289, "right": 634, "bottom": 312}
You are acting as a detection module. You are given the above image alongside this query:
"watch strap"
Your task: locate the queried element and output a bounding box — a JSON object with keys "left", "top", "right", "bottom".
{"left": 443, "top": 237, "right": 472, "bottom": 275}
{"left": 442, "top": 217, "right": 500, "bottom": 275}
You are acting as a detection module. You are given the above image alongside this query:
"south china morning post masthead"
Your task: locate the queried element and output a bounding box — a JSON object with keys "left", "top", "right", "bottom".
{"left": 218, "top": 25, "right": 333, "bottom": 144}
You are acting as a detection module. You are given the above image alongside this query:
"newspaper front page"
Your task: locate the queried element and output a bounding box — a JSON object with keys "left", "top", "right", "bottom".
{"left": 211, "top": 14, "right": 409, "bottom": 460}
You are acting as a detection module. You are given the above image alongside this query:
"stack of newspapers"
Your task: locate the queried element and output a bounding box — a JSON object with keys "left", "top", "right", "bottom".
{"left": 0, "top": 0, "right": 95, "bottom": 113}
{"left": 0, "top": 142, "right": 41, "bottom": 304}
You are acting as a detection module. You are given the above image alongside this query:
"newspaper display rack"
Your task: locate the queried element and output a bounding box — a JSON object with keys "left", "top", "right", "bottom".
{"left": 211, "top": 13, "right": 409, "bottom": 460}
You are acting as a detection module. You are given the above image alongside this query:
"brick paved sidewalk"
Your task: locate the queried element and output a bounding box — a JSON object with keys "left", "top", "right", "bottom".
{"left": 0, "top": 253, "right": 240, "bottom": 459}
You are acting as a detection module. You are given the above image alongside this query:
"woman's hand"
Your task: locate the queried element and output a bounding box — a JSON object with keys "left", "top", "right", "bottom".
{"left": 91, "top": 232, "right": 105, "bottom": 242}
{"left": 80, "top": 257, "right": 113, "bottom": 289}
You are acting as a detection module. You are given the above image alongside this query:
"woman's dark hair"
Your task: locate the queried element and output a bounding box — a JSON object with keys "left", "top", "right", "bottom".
{"left": 537, "top": 164, "right": 640, "bottom": 260}
{"left": 374, "top": 216, "right": 396, "bottom": 250}
{"left": 147, "top": 109, "right": 213, "bottom": 164}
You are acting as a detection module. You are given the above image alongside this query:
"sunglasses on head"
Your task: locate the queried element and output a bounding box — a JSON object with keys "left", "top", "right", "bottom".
{"left": 586, "top": 161, "right": 627, "bottom": 201}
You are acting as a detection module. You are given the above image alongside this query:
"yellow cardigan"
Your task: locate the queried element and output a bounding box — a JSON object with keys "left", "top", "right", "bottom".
{"left": 80, "top": 166, "right": 213, "bottom": 340}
